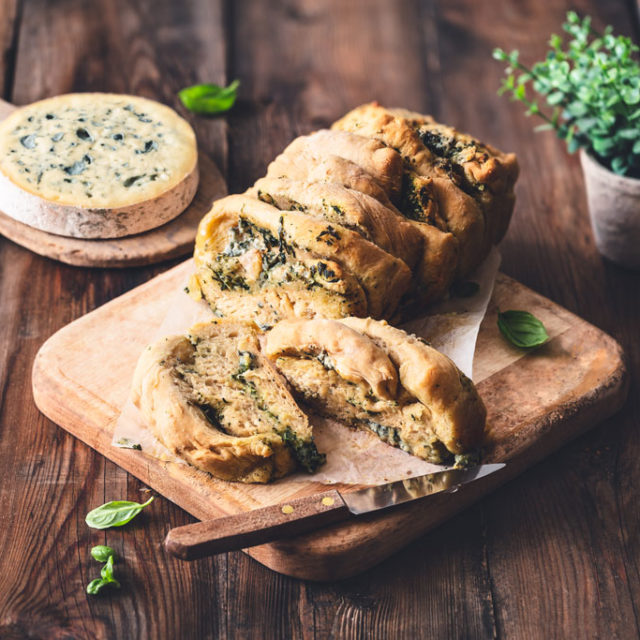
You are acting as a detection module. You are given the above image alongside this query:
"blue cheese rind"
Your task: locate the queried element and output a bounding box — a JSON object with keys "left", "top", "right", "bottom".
{"left": 0, "top": 93, "right": 198, "bottom": 238}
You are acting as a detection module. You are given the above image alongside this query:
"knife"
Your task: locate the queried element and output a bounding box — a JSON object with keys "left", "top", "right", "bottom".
{"left": 164, "top": 463, "right": 505, "bottom": 560}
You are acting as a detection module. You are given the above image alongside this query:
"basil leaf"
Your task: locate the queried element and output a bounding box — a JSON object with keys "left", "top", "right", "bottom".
{"left": 100, "top": 555, "right": 116, "bottom": 581}
{"left": 87, "top": 547, "right": 121, "bottom": 595}
{"left": 91, "top": 545, "right": 115, "bottom": 563}
{"left": 85, "top": 496, "right": 154, "bottom": 530}
{"left": 86, "top": 576, "right": 120, "bottom": 595}
{"left": 497, "top": 310, "right": 549, "bottom": 348}
{"left": 178, "top": 79, "right": 240, "bottom": 115}
{"left": 86, "top": 578, "right": 108, "bottom": 595}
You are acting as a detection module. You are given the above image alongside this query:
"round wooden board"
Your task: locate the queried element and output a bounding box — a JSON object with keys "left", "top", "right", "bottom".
{"left": 0, "top": 96, "right": 226, "bottom": 267}
{"left": 0, "top": 152, "right": 226, "bottom": 268}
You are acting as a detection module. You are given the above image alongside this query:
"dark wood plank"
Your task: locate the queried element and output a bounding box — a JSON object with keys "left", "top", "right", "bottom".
{"left": 0, "top": 0, "right": 639, "bottom": 638}
{"left": 0, "top": 0, "right": 19, "bottom": 99}
{"left": 0, "top": 1, "right": 229, "bottom": 639}
{"left": 427, "top": 1, "right": 640, "bottom": 638}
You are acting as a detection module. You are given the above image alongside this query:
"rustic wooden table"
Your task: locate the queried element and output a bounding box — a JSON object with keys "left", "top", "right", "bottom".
{"left": 1, "top": 1, "right": 638, "bottom": 638}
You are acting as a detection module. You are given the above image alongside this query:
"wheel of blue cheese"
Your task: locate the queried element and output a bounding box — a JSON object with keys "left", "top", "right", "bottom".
{"left": 0, "top": 93, "right": 199, "bottom": 238}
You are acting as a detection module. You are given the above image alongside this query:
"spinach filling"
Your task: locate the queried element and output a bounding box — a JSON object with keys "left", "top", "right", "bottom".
{"left": 315, "top": 351, "right": 335, "bottom": 371}
{"left": 361, "top": 419, "right": 453, "bottom": 464}
{"left": 223, "top": 216, "right": 281, "bottom": 257}
{"left": 210, "top": 215, "right": 343, "bottom": 297}
{"left": 229, "top": 351, "right": 325, "bottom": 473}
{"left": 230, "top": 351, "right": 282, "bottom": 424}
{"left": 308, "top": 262, "right": 339, "bottom": 286}
{"left": 316, "top": 225, "right": 341, "bottom": 245}
{"left": 208, "top": 217, "right": 295, "bottom": 291}
{"left": 364, "top": 419, "right": 403, "bottom": 448}
{"left": 417, "top": 128, "right": 486, "bottom": 199}
{"left": 400, "top": 172, "right": 433, "bottom": 223}
{"left": 195, "top": 403, "right": 230, "bottom": 435}
{"left": 418, "top": 129, "right": 472, "bottom": 161}
{"left": 209, "top": 266, "right": 250, "bottom": 291}
{"left": 278, "top": 426, "right": 325, "bottom": 473}
{"left": 453, "top": 450, "right": 481, "bottom": 469}
{"left": 234, "top": 350, "right": 257, "bottom": 377}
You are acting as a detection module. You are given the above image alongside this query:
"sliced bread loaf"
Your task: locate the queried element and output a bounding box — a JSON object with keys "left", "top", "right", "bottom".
{"left": 332, "top": 103, "right": 488, "bottom": 276}
{"left": 131, "top": 320, "right": 324, "bottom": 483}
{"left": 264, "top": 317, "right": 486, "bottom": 464}
{"left": 265, "top": 140, "right": 458, "bottom": 305}
{"left": 193, "top": 195, "right": 412, "bottom": 325}
{"left": 333, "top": 102, "right": 519, "bottom": 276}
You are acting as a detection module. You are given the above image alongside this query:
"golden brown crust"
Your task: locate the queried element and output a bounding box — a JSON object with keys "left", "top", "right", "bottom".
{"left": 265, "top": 318, "right": 399, "bottom": 400}
{"left": 279, "top": 130, "right": 404, "bottom": 201}
{"left": 266, "top": 152, "right": 394, "bottom": 206}
{"left": 332, "top": 103, "right": 487, "bottom": 276}
{"left": 339, "top": 317, "right": 486, "bottom": 453}
{"left": 131, "top": 325, "right": 302, "bottom": 483}
{"left": 407, "top": 221, "right": 459, "bottom": 305}
{"left": 249, "top": 177, "right": 423, "bottom": 271}
{"left": 196, "top": 195, "right": 411, "bottom": 320}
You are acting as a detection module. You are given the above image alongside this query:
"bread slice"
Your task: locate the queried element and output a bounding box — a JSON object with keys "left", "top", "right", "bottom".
{"left": 193, "top": 195, "right": 411, "bottom": 324}
{"left": 332, "top": 102, "right": 487, "bottom": 276}
{"left": 267, "top": 149, "right": 458, "bottom": 305}
{"left": 388, "top": 107, "right": 519, "bottom": 245}
{"left": 266, "top": 152, "right": 393, "bottom": 205}
{"left": 0, "top": 93, "right": 198, "bottom": 238}
{"left": 131, "top": 320, "right": 324, "bottom": 483}
{"left": 249, "top": 177, "right": 423, "bottom": 270}
{"left": 277, "top": 130, "right": 404, "bottom": 201}
{"left": 264, "top": 317, "right": 486, "bottom": 464}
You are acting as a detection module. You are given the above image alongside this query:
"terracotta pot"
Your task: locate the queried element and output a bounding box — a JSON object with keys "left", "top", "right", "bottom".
{"left": 580, "top": 149, "right": 640, "bottom": 269}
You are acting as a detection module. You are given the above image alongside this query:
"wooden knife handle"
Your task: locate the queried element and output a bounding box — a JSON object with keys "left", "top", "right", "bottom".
{"left": 164, "top": 489, "right": 351, "bottom": 560}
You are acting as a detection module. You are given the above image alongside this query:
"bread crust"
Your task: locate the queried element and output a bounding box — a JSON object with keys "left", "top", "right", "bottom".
{"left": 266, "top": 152, "right": 393, "bottom": 205}
{"left": 280, "top": 130, "right": 404, "bottom": 200}
{"left": 195, "top": 195, "right": 412, "bottom": 319}
{"left": 131, "top": 333, "right": 297, "bottom": 483}
{"left": 332, "top": 103, "right": 488, "bottom": 276}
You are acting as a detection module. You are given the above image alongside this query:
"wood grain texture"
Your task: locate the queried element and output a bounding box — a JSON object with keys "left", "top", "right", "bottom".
{"left": 165, "top": 490, "right": 350, "bottom": 559}
{"left": 30, "top": 260, "right": 627, "bottom": 580}
{"left": 1, "top": 0, "right": 639, "bottom": 638}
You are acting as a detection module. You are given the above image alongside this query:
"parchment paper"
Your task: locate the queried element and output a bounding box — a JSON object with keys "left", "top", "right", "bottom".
{"left": 113, "top": 248, "right": 501, "bottom": 485}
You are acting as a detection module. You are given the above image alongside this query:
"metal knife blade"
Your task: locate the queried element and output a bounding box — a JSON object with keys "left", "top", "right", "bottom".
{"left": 340, "top": 463, "right": 505, "bottom": 514}
{"left": 164, "top": 463, "right": 506, "bottom": 560}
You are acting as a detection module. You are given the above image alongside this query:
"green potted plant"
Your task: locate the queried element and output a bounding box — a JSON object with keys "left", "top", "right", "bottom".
{"left": 494, "top": 11, "right": 640, "bottom": 269}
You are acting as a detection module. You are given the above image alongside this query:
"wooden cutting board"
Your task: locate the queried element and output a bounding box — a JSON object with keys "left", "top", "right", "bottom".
{"left": 31, "top": 261, "right": 628, "bottom": 580}
{"left": 0, "top": 98, "right": 226, "bottom": 267}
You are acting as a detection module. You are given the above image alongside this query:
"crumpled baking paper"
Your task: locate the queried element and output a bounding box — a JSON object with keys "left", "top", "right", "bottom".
{"left": 113, "top": 248, "right": 501, "bottom": 485}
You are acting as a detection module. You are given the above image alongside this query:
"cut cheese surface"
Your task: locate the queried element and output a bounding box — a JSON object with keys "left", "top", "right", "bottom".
{"left": 0, "top": 93, "right": 197, "bottom": 208}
